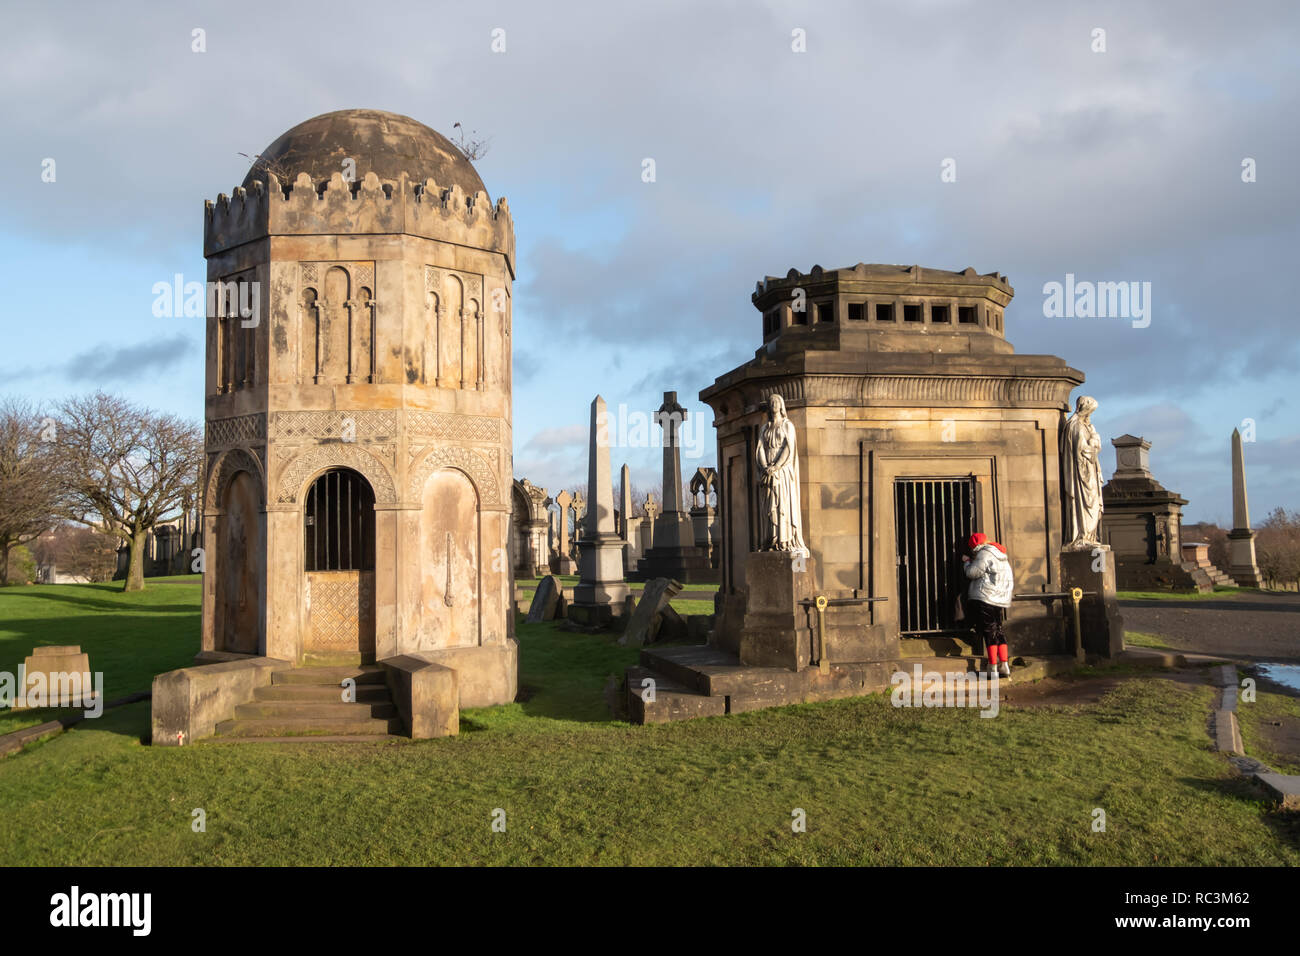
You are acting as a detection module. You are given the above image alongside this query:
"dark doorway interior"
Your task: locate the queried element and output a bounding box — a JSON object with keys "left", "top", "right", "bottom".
{"left": 895, "top": 477, "right": 976, "bottom": 635}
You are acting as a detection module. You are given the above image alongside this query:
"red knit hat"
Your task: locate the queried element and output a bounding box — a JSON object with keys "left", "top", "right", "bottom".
{"left": 968, "top": 532, "right": 1007, "bottom": 554}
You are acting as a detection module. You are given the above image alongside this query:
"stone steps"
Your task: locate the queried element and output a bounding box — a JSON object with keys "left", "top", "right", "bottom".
{"left": 234, "top": 700, "right": 397, "bottom": 720}
{"left": 253, "top": 682, "right": 392, "bottom": 702}
{"left": 216, "top": 664, "right": 402, "bottom": 738}
{"left": 270, "top": 664, "right": 387, "bottom": 685}
{"left": 216, "top": 716, "right": 404, "bottom": 737}
{"left": 627, "top": 647, "right": 1071, "bottom": 724}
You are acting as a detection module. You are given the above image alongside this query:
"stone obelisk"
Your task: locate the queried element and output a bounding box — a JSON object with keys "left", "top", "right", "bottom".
{"left": 620, "top": 463, "right": 633, "bottom": 572}
{"left": 571, "top": 396, "right": 630, "bottom": 624}
{"left": 1227, "top": 428, "right": 1264, "bottom": 587}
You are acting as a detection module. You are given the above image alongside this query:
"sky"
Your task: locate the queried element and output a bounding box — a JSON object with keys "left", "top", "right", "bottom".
{"left": 1, "top": 0, "right": 1297, "bottom": 524}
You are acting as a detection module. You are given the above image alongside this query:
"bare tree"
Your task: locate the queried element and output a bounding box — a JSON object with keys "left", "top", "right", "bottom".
{"left": 54, "top": 392, "right": 203, "bottom": 592}
{"left": 450, "top": 122, "right": 491, "bottom": 161}
{"left": 31, "top": 523, "right": 118, "bottom": 583}
{"left": 0, "top": 398, "right": 66, "bottom": 585}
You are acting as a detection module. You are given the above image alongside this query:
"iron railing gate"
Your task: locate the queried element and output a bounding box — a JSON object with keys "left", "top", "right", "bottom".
{"left": 894, "top": 477, "right": 976, "bottom": 634}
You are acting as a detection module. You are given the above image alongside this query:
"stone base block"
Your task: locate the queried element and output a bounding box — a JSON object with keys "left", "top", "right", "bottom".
{"left": 381, "top": 655, "right": 459, "bottom": 738}
{"left": 403, "top": 640, "right": 517, "bottom": 709}
{"left": 1059, "top": 547, "right": 1125, "bottom": 658}
{"left": 151, "top": 655, "right": 287, "bottom": 745}
{"left": 739, "top": 552, "right": 817, "bottom": 670}
{"left": 632, "top": 545, "right": 719, "bottom": 584}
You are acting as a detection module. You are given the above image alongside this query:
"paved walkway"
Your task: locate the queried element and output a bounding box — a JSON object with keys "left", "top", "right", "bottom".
{"left": 1120, "top": 591, "right": 1300, "bottom": 664}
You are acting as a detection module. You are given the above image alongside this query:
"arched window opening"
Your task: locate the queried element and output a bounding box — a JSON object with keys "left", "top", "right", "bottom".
{"left": 304, "top": 468, "right": 375, "bottom": 571}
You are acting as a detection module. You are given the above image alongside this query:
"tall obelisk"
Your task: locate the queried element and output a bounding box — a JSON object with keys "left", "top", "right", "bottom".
{"left": 1227, "top": 428, "right": 1264, "bottom": 588}
{"left": 571, "top": 395, "right": 630, "bottom": 624}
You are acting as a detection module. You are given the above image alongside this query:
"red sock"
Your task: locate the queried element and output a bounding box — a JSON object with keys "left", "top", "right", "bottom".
{"left": 998, "top": 645, "right": 1009, "bottom": 663}
{"left": 988, "top": 651, "right": 998, "bottom": 670}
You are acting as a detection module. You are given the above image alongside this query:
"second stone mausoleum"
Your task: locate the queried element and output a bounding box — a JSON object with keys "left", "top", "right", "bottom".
{"left": 703, "top": 263, "right": 1089, "bottom": 666}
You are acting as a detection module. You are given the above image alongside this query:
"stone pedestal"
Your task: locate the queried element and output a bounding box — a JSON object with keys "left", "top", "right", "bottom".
{"left": 571, "top": 534, "right": 630, "bottom": 625}
{"left": 1227, "top": 530, "right": 1265, "bottom": 587}
{"left": 739, "top": 552, "right": 817, "bottom": 671}
{"left": 13, "top": 645, "right": 95, "bottom": 709}
{"left": 1059, "top": 547, "right": 1125, "bottom": 658}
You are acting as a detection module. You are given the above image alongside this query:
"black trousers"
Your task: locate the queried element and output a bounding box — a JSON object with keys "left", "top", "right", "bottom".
{"left": 969, "top": 600, "right": 1006, "bottom": 650}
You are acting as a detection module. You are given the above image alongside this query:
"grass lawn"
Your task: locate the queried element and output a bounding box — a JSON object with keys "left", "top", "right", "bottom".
{"left": 1117, "top": 587, "right": 1245, "bottom": 601}
{"left": 1238, "top": 688, "right": 1300, "bottom": 776}
{"left": 0, "top": 576, "right": 201, "bottom": 735}
{"left": 1, "top": 578, "right": 1297, "bottom": 865}
{"left": 1123, "top": 631, "right": 1174, "bottom": 650}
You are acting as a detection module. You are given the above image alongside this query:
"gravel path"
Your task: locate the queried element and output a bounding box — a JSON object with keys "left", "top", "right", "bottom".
{"left": 1120, "top": 591, "right": 1300, "bottom": 663}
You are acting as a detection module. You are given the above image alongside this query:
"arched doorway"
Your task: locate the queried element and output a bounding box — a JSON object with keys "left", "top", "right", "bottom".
{"left": 303, "top": 467, "right": 376, "bottom": 662}
{"left": 215, "top": 469, "right": 264, "bottom": 653}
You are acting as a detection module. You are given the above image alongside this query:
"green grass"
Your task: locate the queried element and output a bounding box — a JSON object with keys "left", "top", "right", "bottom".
{"left": 1, "top": 578, "right": 1297, "bottom": 865}
{"left": 1238, "top": 687, "right": 1300, "bottom": 776}
{"left": 1123, "top": 631, "right": 1174, "bottom": 650}
{"left": 0, "top": 576, "right": 201, "bottom": 735}
{"left": 1117, "top": 587, "right": 1244, "bottom": 601}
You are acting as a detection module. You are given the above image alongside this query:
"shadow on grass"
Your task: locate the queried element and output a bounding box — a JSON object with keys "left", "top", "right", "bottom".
{"left": 1177, "top": 773, "right": 1300, "bottom": 849}
{"left": 0, "top": 586, "right": 200, "bottom": 616}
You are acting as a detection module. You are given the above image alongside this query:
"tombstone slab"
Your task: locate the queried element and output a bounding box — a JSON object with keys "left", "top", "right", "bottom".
{"left": 619, "top": 578, "right": 683, "bottom": 647}
{"left": 526, "top": 575, "right": 564, "bottom": 622}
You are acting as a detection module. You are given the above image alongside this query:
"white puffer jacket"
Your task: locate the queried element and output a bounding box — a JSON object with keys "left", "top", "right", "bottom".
{"left": 965, "top": 543, "right": 1014, "bottom": 608}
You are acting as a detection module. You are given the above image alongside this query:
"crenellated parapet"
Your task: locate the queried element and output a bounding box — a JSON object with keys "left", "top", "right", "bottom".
{"left": 204, "top": 170, "right": 515, "bottom": 275}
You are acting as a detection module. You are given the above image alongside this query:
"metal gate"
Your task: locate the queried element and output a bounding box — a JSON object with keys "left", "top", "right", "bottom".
{"left": 895, "top": 477, "right": 976, "bottom": 634}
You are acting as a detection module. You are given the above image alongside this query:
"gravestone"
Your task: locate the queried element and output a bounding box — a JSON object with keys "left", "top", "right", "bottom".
{"left": 619, "top": 577, "right": 683, "bottom": 647}
{"left": 526, "top": 574, "right": 564, "bottom": 622}
{"left": 553, "top": 489, "right": 578, "bottom": 575}
{"left": 638, "top": 494, "right": 658, "bottom": 557}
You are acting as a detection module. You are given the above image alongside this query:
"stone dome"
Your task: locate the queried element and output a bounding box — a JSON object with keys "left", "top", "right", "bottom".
{"left": 242, "top": 109, "right": 488, "bottom": 197}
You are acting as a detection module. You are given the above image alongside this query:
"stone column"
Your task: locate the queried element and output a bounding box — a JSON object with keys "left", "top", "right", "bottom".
{"left": 653, "top": 392, "right": 694, "bottom": 550}
{"left": 571, "top": 396, "right": 630, "bottom": 625}
{"left": 620, "top": 463, "right": 633, "bottom": 571}
{"left": 1227, "top": 428, "right": 1265, "bottom": 587}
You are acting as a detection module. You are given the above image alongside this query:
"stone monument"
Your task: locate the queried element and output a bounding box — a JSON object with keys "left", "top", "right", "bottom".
{"left": 632, "top": 391, "right": 716, "bottom": 583}
{"left": 688, "top": 466, "right": 718, "bottom": 567}
{"left": 1061, "top": 395, "right": 1104, "bottom": 550}
{"left": 1227, "top": 428, "right": 1265, "bottom": 587}
{"left": 620, "top": 463, "right": 634, "bottom": 572}
{"left": 638, "top": 493, "right": 658, "bottom": 558}
{"left": 570, "top": 396, "right": 631, "bottom": 625}
{"left": 194, "top": 108, "right": 517, "bottom": 689}
{"left": 552, "top": 489, "right": 578, "bottom": 574}
{"left": 1101, "top": 435, "right": 1206, "bottom": 591}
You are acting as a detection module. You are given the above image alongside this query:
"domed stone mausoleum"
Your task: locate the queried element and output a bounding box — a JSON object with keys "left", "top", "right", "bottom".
{"left": 155, "top": 110, "right": 517, "bottom": 742}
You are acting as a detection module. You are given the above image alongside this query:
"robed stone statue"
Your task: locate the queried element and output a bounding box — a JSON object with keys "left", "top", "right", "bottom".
{"left": 1061, "top": 394, "right": 1104, "bottom": 550}
{"left": 756, "top": 393, "right": 808, "bottom": 556}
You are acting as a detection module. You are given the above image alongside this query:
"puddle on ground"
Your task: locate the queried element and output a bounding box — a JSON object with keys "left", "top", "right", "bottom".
{"left": 1257, "top": 663, "right": 1300, "bottom": 692}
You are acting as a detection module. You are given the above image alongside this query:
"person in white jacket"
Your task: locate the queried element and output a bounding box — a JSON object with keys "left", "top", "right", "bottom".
{"left": 963, "top": 532, "right": 1014, "bottom": 679}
